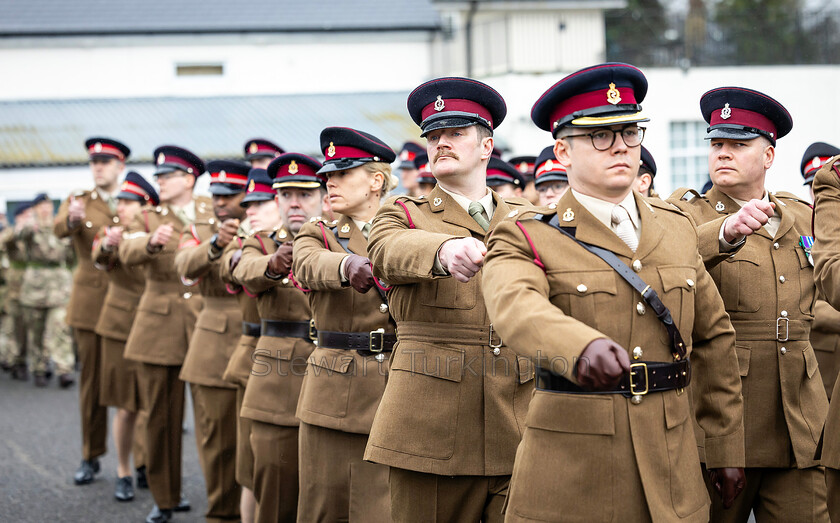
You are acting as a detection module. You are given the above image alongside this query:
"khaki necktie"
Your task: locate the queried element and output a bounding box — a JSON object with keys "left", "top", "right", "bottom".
{"left": 611, "top": 205, "right": 638, "bottom": 252}
{"left": 172, "top": 207, "right": 191, "bottom": 226}
{"left": 362, "top": 223, "right": 371, "bottom": 240}
{"left": 468, "top": 201, "right": 490, "bottom": 231}
{"left": 107, "top": 196, "right": 117, "bottom": 214}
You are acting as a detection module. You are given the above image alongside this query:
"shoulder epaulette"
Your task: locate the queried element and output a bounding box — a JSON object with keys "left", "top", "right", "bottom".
{"left": 646, "top": 197, "right": 686, "bottom": 214}
{"left": 674, "top": 187, "right": 703, "bottom": 202}
{"left": 772, "top": 191, "right": 813, "bottom": 208}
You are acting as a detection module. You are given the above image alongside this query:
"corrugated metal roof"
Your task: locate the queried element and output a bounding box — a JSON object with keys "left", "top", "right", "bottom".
{"left": 0, "top": 0, "right": 440, "bottom": 36}
{"left": 0, "top": 92, "right": 420, "bottom": 167}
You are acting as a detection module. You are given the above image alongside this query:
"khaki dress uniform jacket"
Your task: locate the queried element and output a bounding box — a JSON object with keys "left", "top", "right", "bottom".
{"left": 810, "top": 155, "right": 840, "bottom": 521}
{"left": 292, "top": 214, "right": 395, "bottom": 522}
{"left": 482, "top": 191, "right": 745, "bottom": 522}
{"left": 55, "top": 188, "right": 117, "bottom": 460}
{"left": 810, "top": 298, "right": 840, "bottom": 399}
{"left": 669, "top": 186, "right": 828, "bottom": 469}
{"left": 233, "top": 226, "right": 313, "bottom": 523}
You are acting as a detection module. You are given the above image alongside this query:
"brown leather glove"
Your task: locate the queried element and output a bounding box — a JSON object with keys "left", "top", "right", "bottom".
{"left": 228, "top": 248, "right": 243, "bottom": 273}
{"left": 576, "top": 338, "right": 631, "bottom": 391}
{"left": 266, "top": 242, "right": 293, "bottom": 277}
{"left": 708, "top": 467, "right": 746, "bottom": 509}
{"left": 344, "top": 254, "right": 374, "bottom": 294}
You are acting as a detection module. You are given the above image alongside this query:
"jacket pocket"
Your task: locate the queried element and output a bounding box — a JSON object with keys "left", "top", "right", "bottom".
{"left": 735, "top": 345, "right": 751, "bottom": 377}
{"left": 664, "top": 391, "right": 708, "bottom": 517}
{"left": 302, "top": 347, "right": 355, "bottom": 418}
{"left": 720, "top": 250, "right": 762, "bottom": 313}
{"left": 548, "top": 269, "right": 617, "bottom": 332}
{"left": 419, "top": 277, "right": 478, "bottom": 310}
{"left": 196, "top": 309, "right": 228, "bottom": 334}
{"left": 658, "top": 265, "right": 696, "bottom": 344}
{"left": 137, "top": 294, "right": 171, "bottom": 315}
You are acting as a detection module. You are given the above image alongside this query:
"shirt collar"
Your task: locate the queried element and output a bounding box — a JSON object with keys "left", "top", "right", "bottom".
{"left": 438, "top": 185, "right": 495, "bottom": 219}
{"left": 571, "top": 189, "right": 640, "bottom": 230}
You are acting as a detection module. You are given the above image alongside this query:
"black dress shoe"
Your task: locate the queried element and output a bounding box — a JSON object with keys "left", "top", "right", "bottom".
{"left": 11, "top": 364, "right": 28, "bottom": 381}
{"left": 73, "top": 459, "right": 99, "bottom": 485}
{"left": 34, "top": 374, "right": 48, "bottom": 387}
{"left": 145, "top": 505, "right": 172, "bottom": 523}
{"left": 58, "top": 374, "right": 75, "bottom": 388}
{"left": 114, "top": 476, "right": 134, "bottom": 501}
{"left": 135, "top": 465, "right": 148, "bottom": 489}
{"left": 173, "top": 494, "right": 190, "bottom": 512}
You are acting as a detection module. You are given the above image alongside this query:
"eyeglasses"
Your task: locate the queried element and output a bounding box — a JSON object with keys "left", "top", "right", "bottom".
{"left": 563, "top": 126, "right": 646, "bottom": 151}
{"left": 536, "top": 182, "right": 568, "bottom": 194}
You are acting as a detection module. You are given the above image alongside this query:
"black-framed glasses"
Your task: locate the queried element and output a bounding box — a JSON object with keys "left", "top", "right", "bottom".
{"left": 563, "top": 126, "right": 646, "bottom": 151}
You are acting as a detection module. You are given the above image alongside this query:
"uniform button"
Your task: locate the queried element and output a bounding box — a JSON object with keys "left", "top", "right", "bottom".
{"left": 632, "top": 347, "right": 643, "bottom": 360}
{"left": 85, "top": 221, "right": 93, "bottom": 228}
{"left": 781, "top": 310, "right": 788, "bottom": 317}
{"left": 780, "top": 347, "right": 787, "bottom": 355}
{"left": 209, "top": 218, "right": 215, "bottom": 225}
{"left": 632, "top": 260, "right": 642, "bottom": 272}
{"left": 183, "top": 292, "right": 192, "bottom": 299}
{"left": 686, "top": 279, "right": 695, "bottom": 287}
{"left": 779, "top": 275, "right": 786, "bottom": 283}
{"left": 636, "top": 302, "right": 646, "bottom": 315}
{"left": 576, "top": 284, "right": 587, "bottom": 293}
{"left": 375, "top": 353, "right": 386, "bottom": 362}
{"left": 631, "top": 395, "right": 643, "bottom": 405}
{"left": 773, "top": 242, "right": 780, "bottom": 250}
{"left": 281, "top": 278, "right": 289, "bottom": 285}
{"left": 112, "top": 216, "right": 119, "bottom": 223}
{"left": 492, "top": 347, "right": 501, "bottom": 356}
{"left": 379, "top": 303, "right": 389, "bottom": 314}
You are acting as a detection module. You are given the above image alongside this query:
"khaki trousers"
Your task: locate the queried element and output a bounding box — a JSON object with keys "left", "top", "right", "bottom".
{"left": 138, "top": 363, "right": 185, "bottom": 510}
{"left": 191, "top": 383, "right": 240, "bottom": 522}
{"left": 824, "top": 467, "right": 839, "bottom": 523}
{"left": 75, "top": 328, "right": 107, "bottom": 460}
{"left": 133, "top": 408, "right": 147, "bottom": 470}
{"left": 296, "top": 422, "right": 390, "bottom": 522}
{"left": 235, "top": 386, "right": 255, "bottom": 491}
{"left": 250, "top": 420, "right": 299, "bottom": 523}
{"left": 706, "top": 466, "right": 829, "bottom": 522}
{"left": 390, "top": 468, "right": 508, "bottom": 523}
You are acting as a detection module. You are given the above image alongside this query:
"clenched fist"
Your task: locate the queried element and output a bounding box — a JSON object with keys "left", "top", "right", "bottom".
{"left": 148, "top": 224, "right": 174, "bottom": 251}
{"left": 267, "top": 242, "right": 293, "bottom": 278}
{"left": 344, "top": 254, "right": 375, "bottom": 294}
{"left": 68, "top": 196, "right": 86, "bottom": 226}
{"left": 102, "top": 226, "right": 124, "bottom": 249}
{"left": 215, "top": 218, "right": 240, "bottom": 249}
{"left": 722, "top": 199, "right": 775, "bottom": 244}
{"left": 438, "top": 237, "right": 487, "bottom": 283}
{"left": 576, "top": 338, "right": 631, "bottom": 391}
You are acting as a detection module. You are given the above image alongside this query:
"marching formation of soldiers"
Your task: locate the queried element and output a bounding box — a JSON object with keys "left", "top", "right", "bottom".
{"left": 4, "top": 61, "right": 840, "bottom": 523}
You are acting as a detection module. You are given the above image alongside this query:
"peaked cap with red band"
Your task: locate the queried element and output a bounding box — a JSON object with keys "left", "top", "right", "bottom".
{"left": 397, "top": 142, "right": 424, "bottom": 169}
{"left": 700, "top": 86, "right": 792, "bottom": 146}
{"left": 118, "top": 171, "right": 159, "bottom": 206}
{"left": 534, "top": 145, "right": 568, "bottom": 185}
{"left": 509, "top": 155, "right": 537, "bottom": 176}
{"left": 244, "top": 138, "right": 284, "bottom": 161}
{"left": 270, "top": 152, "right": 325, "bottom": 189}
{"left": 153, "top": 145, "right": 205, "bottom": 177}
{"left": 85, "top": 137, "right": 130, "bottom": 162}
{"left": 317, "top": 127, "right": 396, "bottom": 175}
{"left": 207, "top": 159, "right": 250, "bottom": 195}
{"left": 532, "top": 62, "right": 649, "bottom": 137}
{"left": 486, "top": 157, "right": 524, "bottom": 188}
{"left": 800, "top": 141, "right": 840, "bottom": 184}
{"left": 240, "top": 168, "right": 275, "bottom": 206}
{"left": 639, "top": 145, "right": 657, "bottom": 177}
{"left": 413, "top": 152, "right": 436, "bottom": 185}
{"left": 407, "top": 77, "right": 507, "bottom": 138}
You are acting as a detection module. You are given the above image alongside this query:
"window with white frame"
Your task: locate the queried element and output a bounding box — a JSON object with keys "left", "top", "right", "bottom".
{"left": 669, "top": 121, "right": 710, "bottom": 192}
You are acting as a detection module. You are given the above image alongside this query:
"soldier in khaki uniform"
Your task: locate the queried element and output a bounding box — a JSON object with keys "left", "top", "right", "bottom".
{"left": 532, "top": 146, "right": 569, "bottom": 207}
{"left": 92, "top": 172, "right": 159, "bottom": 501}
{"left": 365, "top": 78, "right": 534, "bottom": 522}
{"left": 509, "top": 156, "right": 538, "bottom": 205}
{"left": 668, "top": 87, "right": 829, "bottom": 521}
{"left": 232, "top": 156, "right": 324, "bottom": 522}
{"left": 244, "top": 138, "right": 284, "bottom": 170}
{"left": 120, "top": 145, "right": 210, "bottom": 523}
{"left": 810, "top": 153, "right": 840, "bottom": 521}
{"left": 18, "top": 193, "right": 75, "bottom": 386}
{"left": 482, "top": 63, "right": 746, "bottom": 522}
{"left": 55, "top": 137, "right": 128, "bottom": 484}
{"left": 802, "top": 142, "right": 840, "bottom": 399}
{"left": 292, "top": 127, "right": 397, "bottom": 522}
{"left": 1, "top": 203, "right": 31, "bottom": 379}
{"left": 175, "top": 159, "right": 249, "bottom": 522}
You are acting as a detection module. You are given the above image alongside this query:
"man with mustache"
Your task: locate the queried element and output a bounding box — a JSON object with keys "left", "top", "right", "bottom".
{"left": 668, "top": 87, "right": 829, "bottom": 521}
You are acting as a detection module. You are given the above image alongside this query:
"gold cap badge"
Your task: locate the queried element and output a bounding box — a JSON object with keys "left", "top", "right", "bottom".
{"left": 94, "top": 142, "right": 103, "bottom": 153}
{"left": 218, "top": 170, "right": 226, "bottom": 182}
{"left": 249, "top": 142, "right": 258, "bottom": 154}
{"left": 606, "top": 83, "right": 621, "bottom": 105}
{"left": 327, "top": 142, "right": 336, "bottom": 158}
{"left": 248, "top": 179, "right": 255, "bottom": 192}
{"left": 288, "top": 160, "right": 299, "bottom": 174}
{"left": 157, "top": 152, "right": 165, "bottom": 165}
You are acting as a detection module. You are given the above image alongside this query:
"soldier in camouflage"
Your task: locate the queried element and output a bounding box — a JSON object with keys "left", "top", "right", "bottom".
{"left": 0, "top": 202, "right": 32, "bottom": 380}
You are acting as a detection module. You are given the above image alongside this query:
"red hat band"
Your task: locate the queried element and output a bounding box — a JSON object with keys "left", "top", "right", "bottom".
{"left": 536, "top": 161, "right": 566, "bottom": 177}
{"left": 276, "top": 161, "right": 319, "bottom": 178}
{"left": 121, "top": 181, "right": 150, "bottom": 200}
{"left": 159, "top": 155, "right": 196, "bottom": 173}
{"left": 400, "top": 150, "right": 417, "bottom": 162}
{"left": 248, "top": 182, "right": 274, "bottom": 194}
{"left": 421, "top": 98, "right": 494, "bottom": 128}
{"left": 487, "top": 170, "right": 516, "bottom": 182}
{"left": 210, "top": 172, "right": 248, "bottom": 185}
{"left": 325, "top": 145, "right": 379, "bottom": 161}
{"left": 805, "top": 156, "right": 832, "bottom": 176}
{"left": 549, "top": 86, "right": 637, "bottom": 129}
{"left": 709, "top": 106, "right": 778, "bottom": 138}
{"left": 88, "top": 143, "right": 125, "bottom": 161}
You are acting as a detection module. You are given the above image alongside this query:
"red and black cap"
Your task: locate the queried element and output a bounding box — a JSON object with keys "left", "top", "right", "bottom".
{"left": 639, "top": 145, "right": 657, "bottom": 177}
{"left": 318, "top": 127, "right": 396, "bottom": 174}
{"left": 534, "top": 145, "right": 568, "bottom": 185}
{"left": 700, "top": 87, "right": 792, "bottom": 146}
{"left": 486, "top": 157, "right": 524, "bottom": 189}
{"left": 407, "top": 77, "right": 507, "bottom": 137}
{"left": 800, "top": 141, "right": 840, "bottom": 184}
{"left": 85, "top": 137, "right": 130, "bottom": 162}
{"left": 270, "top": 152, "right": 325, "bottom": 189}
{"left": 244, "top": 138, "right": 284, "bottom": 161}
{"left": 532, "top": 63, "right": 649, "bottom": 137}
{"left": 397, "top": 142, "right": 424, "bottom": 169}
{"left": 118, "top": 171, "right": 160, "bottom": 206}
{"left": 153, "top": 145, "right": 205, "bottom": 177}
{"left": 240, "top": 168, "right": 275, "bottom": 206}
{"left": 413, "top": 152, "right": 436, "bottom": 185}
{"left": 207, "top": 160, "right": 250, "bottom": 195}
{"left": 510, "top": 155, "right": 537, "bottom": 182}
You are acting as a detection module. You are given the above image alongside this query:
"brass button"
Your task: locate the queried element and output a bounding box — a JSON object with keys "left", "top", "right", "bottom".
{"left": 375, "top": 353, "right": 386, "bottom": 362}
{"left": 112, "top": 216, "right": 119, "bottom": 223}
{"left": 209, "top": 218, "right": 216, "bottom": 225}
{"left": 781, "top": 310, "right": 788, "bottom": 317}
{"left": 632, "top": 347, "right": 643, "bottom": 360}
{"left": 576, "top": 284, "right": 587, "bottom": 293}
{"left": 492, "top": 347, "right": 501, "bottom": 356}
{"left": 183, "top": 292, "right": 192, "bottom": 299}
{"left": 773, "top": 242, "right": 780, "bottom": 250}
{"left": 636, "top": 302, "right": 646, "bottom": 315}
{"left": 779, "top": 275, "right": 786, "bottom": 283}
{"left": 631, "top": 395, "right": 643, "bottom": 405}
{"left": 780, "top": 347, "right": 787, "bottom": 355}
{"left": 632, "top": 260, "right": 642, "bottom": 272}
{"left": 281, "top": 278, "right": 289, "bottom": 285}
{"left": 85, "top": 221, "right": 93, "bottom": 228}
{"left": 686, "top": 279, "right": 695, "bottom": 287}
{"left": 379, "top": 303, "right": 389, "bottom": 314}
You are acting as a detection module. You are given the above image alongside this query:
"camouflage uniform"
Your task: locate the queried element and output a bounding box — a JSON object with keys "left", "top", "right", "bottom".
{"left": 0, "top": 227, "right": 27, "bottom": 368}
{"left": 17, "top": 220, "right": 74, "bottom": 376}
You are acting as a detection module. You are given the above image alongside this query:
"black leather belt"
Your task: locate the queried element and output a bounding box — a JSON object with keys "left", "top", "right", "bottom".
{"left": 536, "top": 359, "right": 691, "bottom": 397}
{"left": 261, "top": 319, "right": 313, "bottom": 341}
{"left": 242, "top": 322, "right": 261, "bottom": 337}
{"left": 317, "top": 329, "right": 396, "bottom": 354}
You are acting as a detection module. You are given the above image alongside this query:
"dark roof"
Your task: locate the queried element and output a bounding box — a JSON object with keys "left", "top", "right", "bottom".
{"left": 0, "top": 92, "right": 419, "bottom": 167}
{"left": 0, "top": 0, "right": 440, "bottom": 36}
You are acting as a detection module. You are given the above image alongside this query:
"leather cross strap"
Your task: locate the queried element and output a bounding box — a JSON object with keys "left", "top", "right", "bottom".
{"left": 539, "top": 213, "right": 688, "bottom": 361}
{"left": 332, "top": 226, "right": 390, "bottom": 306}
{"left": 536, "top": 359, "right": 691, "bottom": 396}
{"left": 261, "top": 319, "right": 313, "bottom": 341}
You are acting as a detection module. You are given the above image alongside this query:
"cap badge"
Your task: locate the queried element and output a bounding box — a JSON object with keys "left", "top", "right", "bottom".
{"left": 400, "top": 151, "right": 410, "bottom": 161}
{"left": 340, "top": 223, "right": 351, "bottom": 233}
{"left": 433, "top": 197, "right": 442, "bottom": 206}
{"left": 327, "top": 142, "right": 336, "bottom": 158}
{"left": 94, "top": 142, "right": 103, "bottom": 153}
{"left": 545, "top": 159, "right": 553, "bottom": 169}
{"left": 562, "top": 208, "right": 575, "bottom": 222}
{"left": 715, "top": 201, "right": 725, "bottom": 212}
{"left": 248, "top": 179, "right": 255, "bottom": 192}
{"left": 218, "top": 170, "right": 226, "bottom": 182}
{"left": 721, "top": 103, "right": 732, "bottom": 120}
{"left": 157, "top": 153, "right": 166, "bottom": 165}
{"left": 518, "top": 162, "right": 527, "bottom": 171}
{"left": 249, "top": 142, "right": 258, "bottom": 154}
{"left": 434, "top": 95, "right": 445, "bottom": 112}
{"left": 288, "top": 160, "right": 299, "bottom": 175}
{"left": 607, "top": 83, "right": 621, "bottom": 105}
{"left": 812, "top": 157, "right": 822, "bottom": 169}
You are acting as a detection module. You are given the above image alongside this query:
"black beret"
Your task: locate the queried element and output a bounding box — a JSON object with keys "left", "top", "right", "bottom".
{"left": 32, "top": 193, "right": 50, "bottom": 205}
{"left": 240, "top": 168, "right": 275, "bottom": 206}
{"left": 85, "top": 137, "right": 130, "bottom": 161}
{"left": 13, "top": 201, "right": 32, "bottom": 217}
{"left": 153, "top": 145, "right": 205, "bottom": 177}
{"left": 800, "top": 141, "right": 840, "bottom": 183}
{"left": 318, "top": 127, "right": 396, "bottom": 174}
{"left": 244, "top": 138, "right": 284, "bottom": 160}
{"left": 207, "top": 160, "right": 250, "bottom": 195}
{"left": 407, "top": 77, "right": 506, "bottom": 137}
{"left": 639, "top": 145, "right": 657, "bottom": 176}
{"left": 486, "top": 157, "right": 524, "bottom": 188}
{"left": 534, "top": 145, "right": 568, "bottom": 185}
{"left": 700, "top": 86, "right": 792, "bottom": 145}
{"left": 270, "top": 152, "right": 326, "bottom": 189}
{"left": 118, "top": 171, "right": 160, "bottom": 206}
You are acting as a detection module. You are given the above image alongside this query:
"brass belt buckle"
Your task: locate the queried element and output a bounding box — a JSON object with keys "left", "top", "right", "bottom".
{"left": 629, "top": 362, "right": 649, "bottom": 396}
{"left": 488, "top": 323, "right": 502, "bottom": 349}
{"left": 369, "top": 328, "right": 385, "bottom": 353}
{"left": 776, "top": 317, "right": 789, "bottom": 342}
{"left": 309, "top": 319, "right": 318, "bottom": 343}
